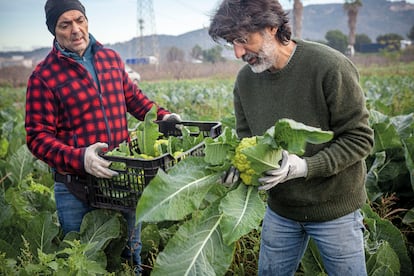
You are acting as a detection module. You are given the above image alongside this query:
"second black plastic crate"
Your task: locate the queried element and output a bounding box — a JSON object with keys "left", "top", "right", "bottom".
{"left": 87, "top": 121, "right": 221, "bottom": 212}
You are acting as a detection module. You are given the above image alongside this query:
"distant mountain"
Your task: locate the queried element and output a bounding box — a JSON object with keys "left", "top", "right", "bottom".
{"left": 1, "top": 0, "right": 413, "bottom": 63}
{"left": 301, "top": 0, "right": 414, "bottom": 42}
{"left": 108, "top": 27, "right": 220, "bottom": 63}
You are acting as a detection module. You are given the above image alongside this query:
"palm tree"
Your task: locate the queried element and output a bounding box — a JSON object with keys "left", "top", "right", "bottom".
{"left": 288, "top": 0, "right": 304, "bottom": 38}
{"left": 344, "top": 0, "right": 363, "bottom": 56}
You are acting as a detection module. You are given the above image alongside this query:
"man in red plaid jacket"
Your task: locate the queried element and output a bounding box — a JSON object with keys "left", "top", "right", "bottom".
{"left": 25, "top": 0, "right": 180, "bottom": 273}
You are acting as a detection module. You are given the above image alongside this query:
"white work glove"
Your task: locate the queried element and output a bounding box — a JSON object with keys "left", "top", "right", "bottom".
{"left": 162, "top": 113, "right": 182, "bottom": 123}
{"left": 84, "top": 142, "right": 118, "bottom": 178}
{"left": 221, "top": 166, "right": 240, "bottom": 187}
{"left": 258, "top": 150, "right": 308, "bottom": 191}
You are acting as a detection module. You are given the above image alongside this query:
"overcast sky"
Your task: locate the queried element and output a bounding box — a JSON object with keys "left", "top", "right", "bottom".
{"left": 0, "top": 0, "right": 412, "bottom": 51}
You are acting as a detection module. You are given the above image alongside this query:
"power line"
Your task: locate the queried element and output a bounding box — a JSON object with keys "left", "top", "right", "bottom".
{"left": 174, "top": 0, "right": 208, "bottom": 15}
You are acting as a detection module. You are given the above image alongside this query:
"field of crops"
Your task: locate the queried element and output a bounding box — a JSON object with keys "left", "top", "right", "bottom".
{"left": 0, "top": 62, "right": 413, "bottom": 275}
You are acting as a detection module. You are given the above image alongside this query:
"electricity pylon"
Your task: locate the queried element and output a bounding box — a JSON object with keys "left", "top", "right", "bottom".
{"left": 137, "top": 0, "right": 159, "bottom": 62}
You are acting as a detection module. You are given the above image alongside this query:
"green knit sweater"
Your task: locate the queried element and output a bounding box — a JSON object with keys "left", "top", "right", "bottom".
{"left": 234, "top": 39, "right": 374, "bottom": 222}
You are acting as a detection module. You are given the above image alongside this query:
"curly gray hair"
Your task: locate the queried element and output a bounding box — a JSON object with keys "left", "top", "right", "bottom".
{"left": 208, "top": 0, "right": 291, "bottom": 45}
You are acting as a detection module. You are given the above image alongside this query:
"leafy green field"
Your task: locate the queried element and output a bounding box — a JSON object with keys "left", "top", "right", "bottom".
{"left": 0, "top": 62, "right": 413, "bottom": 275}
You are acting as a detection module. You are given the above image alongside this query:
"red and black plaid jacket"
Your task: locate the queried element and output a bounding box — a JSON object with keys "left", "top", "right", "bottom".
{"left": 25, "top": 40, "right": 169, "bottom": 175}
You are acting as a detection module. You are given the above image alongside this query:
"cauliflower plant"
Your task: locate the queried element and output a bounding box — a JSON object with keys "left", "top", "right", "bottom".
{"left": 232, "top": 137, "right": 257, "bottom": 185}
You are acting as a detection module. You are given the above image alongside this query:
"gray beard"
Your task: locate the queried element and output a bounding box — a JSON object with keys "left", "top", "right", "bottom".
{"left": 247, "top": 34, "right": 277, "bottom": 73}
{"left": 249, "top": 59, "right": 273, "bottom": 73}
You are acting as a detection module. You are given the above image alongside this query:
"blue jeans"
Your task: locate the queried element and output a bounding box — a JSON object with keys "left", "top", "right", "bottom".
{"left": 258, "top": 207, "right": 367, "bottom": 276}
{"left": 54, "top": 182, "right": 142, "bottom": 271}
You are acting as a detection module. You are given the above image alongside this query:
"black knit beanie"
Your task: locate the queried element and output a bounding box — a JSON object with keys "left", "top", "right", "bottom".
{"left": 45, "top": 0, "right": 86, "bottom": 35}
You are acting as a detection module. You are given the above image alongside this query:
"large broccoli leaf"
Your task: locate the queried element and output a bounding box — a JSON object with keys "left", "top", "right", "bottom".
{"left": 204, "top": 141, "right": 233, "bottom": 166}
{"left": 135, "top": 157, "right": 222, "bottom": 223}
{"left": 23, "top": 211, "right": 60, "bottom": 256}
{"left": 62, "top": 209, "right": 128, "bottom": 270}
{"left": 151, "top": 202, "right": 234, "bottom": 276}
{"left": 271, "top": 118, "right": 334, "bottom": 156}
{"left": 219, "top": 184, "right": 265, "bottom": 245}
{"left": 362, "top": 203, "right": 412, "bottom": 276}
{"left": 369, "top": 110, "right": 402, "bottom": 153}
{"left": 242, "top": 144, "right": 282, "bottom": 174}
{"left": 204, "top": 127, "right": 239, "bottom": 167}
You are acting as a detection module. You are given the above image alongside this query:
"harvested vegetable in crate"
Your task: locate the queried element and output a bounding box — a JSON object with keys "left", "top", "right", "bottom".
{"left": 107, "top": 106, "right": 205, "bottom": 161}
{"left": 86, "top": 106, "right": 222, "bottom": 212}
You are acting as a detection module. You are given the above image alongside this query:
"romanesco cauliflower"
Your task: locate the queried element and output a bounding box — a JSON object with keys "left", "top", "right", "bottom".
{"left": 232, "top": 137, "right": 257, "bottom": 185}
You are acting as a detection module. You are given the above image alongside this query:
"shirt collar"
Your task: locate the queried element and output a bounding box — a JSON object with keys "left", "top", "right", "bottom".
{"left": 55, "top": 34, "right": 96, "bottom": 60}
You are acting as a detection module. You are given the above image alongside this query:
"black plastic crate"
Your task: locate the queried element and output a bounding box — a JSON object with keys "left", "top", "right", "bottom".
{"left": 87, "top": 121, "right": 221, "bottom": 212}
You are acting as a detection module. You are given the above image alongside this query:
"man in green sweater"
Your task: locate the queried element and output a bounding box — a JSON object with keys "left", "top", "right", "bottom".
{"left": 209, "top": 0, "right": 374, "bottom": 275}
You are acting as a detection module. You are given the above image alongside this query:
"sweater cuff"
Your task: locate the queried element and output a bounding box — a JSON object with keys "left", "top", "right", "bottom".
{"left": 303, "top": 155, "right": 326, "bottom": 179}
